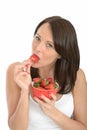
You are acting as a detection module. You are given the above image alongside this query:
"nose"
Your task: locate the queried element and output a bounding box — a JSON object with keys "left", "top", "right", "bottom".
{"left": 35, "top": 43, "right": 43, "bottom": 52}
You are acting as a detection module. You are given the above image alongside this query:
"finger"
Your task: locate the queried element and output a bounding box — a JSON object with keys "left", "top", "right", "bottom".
{"left": 21, "top": 59, "right": 32, "bottom": 66}
{"left": 14, "top": 62, "right": 30, "bottom": 74}
{"left": 50, "top": 93, "right": 57, "bottom": 101}
{"left": 41, "top": 95, "right": 51, "bottom": 104}
{"left": 21, "top": 60, "right": 32, "bottom": 73}
{"left": 26, "top": 64, "right": 31, "bottom": 74}
{"left": 14, "top": 64, "right": 24, "bottom": 76}
{"left": 41, "top": 94, "right": 57, "bottom": 105}
{"left": 34, "top": 97, "right": 45, "bottom": 106}
{"left": 14, "top": 67, "right": 30, "bottom": 81}
{"left": 14, "top": 71, "right": 31, "bottom": 85}
{"left": 34, "top": 97, "right": 53, "bottom": 111}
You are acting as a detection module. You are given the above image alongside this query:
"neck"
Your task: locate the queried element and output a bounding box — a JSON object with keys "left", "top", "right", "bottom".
{"left": 38, "top": 65, "right": 55, "bottom": 79}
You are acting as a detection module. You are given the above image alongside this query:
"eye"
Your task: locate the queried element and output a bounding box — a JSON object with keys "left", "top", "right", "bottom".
{"left": 34, "top": 35, "right": 40, "bottom": 41}
{"left": 46, "top": 43, "right": 54, "bottom": 48}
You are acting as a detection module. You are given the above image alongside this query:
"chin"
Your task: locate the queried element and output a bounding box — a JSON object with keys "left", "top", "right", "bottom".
{"left": 31, "top": 64, "right": 39, "bottom": 68}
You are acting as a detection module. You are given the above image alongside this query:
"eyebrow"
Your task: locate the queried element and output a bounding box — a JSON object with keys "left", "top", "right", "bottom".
{"left": 36, "top": 33, "right": 54, "bottom": 44}
{"left": 35, "top": 33, "right": 41, "bottom": 38}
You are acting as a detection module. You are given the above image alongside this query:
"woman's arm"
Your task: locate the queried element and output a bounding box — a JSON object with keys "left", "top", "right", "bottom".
{"left": 34, "top": 69, "right": 87, "bottom": 130}
{"left": 6, "top": 62, "right": 31, "bottom": 130}
{"left": 72, "top": 68, "right": 87, "bottom": 129}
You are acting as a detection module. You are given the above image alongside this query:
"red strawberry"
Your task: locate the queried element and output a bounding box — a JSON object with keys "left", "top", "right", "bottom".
{"left": 33, "top": 77, "right": 41, "bottom": 83}
{"left": 47, "top": 77, "right": 53, "bottom": 83}
{"left": 33, "top": 77, "right": 58, "bottom": 90}
{"left": 38, "top": 86, "right": 45, "bottom": 89}
{"left": 45, "top": 82, "right": 54, "bottom": 90}
{"left": 33, "top": 78, "right": 41, "bottom": 88}
{"left": 30, "top": 54, "right": 39, "bottom": 63}
{"left": 40, "top": 79, "right": 49, "bottom": 88}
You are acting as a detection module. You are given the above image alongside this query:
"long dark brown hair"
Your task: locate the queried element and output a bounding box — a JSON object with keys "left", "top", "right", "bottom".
{"left": 31, "top": 16, "right": 80, "bottom": 94}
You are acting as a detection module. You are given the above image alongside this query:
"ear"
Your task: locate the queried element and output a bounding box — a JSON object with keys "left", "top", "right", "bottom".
{"left": 57, "top": 53, "right": 61, "bottom": 59}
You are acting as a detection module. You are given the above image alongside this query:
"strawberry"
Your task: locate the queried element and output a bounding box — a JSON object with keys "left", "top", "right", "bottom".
{"left": 33, "top": 77, "right": 59, "bottom": 90}
{"left": 45, "top": 82, "right": 54, "bottom": 90}
{"left": 32, "top": 77, "right": 59, "bottom": 99}
{"left": 33, "top": 77, "right": 41, "bottom": 83}
{"left": 40, "top": 79, "right": 49, "bottom": 88}
{"left": 30, "top": 54, "right": 39, "bottom": 63}
{"left": 33, "top": 78, "right": 41, "bottom": 88}
{"left": 33, "top": 83, "right": 40, "bottom": 88}
{"left": 47, "top": 77, "right": 53, "bottom": 83}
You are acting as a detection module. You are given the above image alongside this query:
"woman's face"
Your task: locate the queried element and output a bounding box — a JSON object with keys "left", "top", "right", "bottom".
{"left": 32, "top": 23, "right": 61, "bottom": 69}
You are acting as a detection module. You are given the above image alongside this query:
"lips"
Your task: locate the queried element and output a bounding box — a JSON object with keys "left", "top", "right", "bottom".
{"left": 29, "top": 54, "right": 40, "bottom": 63}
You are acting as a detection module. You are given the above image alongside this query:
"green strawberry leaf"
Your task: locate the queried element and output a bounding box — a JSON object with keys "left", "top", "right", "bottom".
{"left": 34, "top": 83, "right": 40, "bottom": 88}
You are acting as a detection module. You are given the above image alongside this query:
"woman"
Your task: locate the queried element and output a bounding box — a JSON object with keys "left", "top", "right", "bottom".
{"left": 6, "top": 16, "right": 87, "bottom": 130}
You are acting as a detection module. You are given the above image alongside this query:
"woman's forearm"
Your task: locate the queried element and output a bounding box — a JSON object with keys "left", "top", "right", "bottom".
{"left": 8, "top": 90, "right": 29, "bottom": 130}
{"left": 52, "top": 109, "right": 87, "bottom": 130}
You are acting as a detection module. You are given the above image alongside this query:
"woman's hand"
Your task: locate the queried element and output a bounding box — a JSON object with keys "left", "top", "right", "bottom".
{"left": 34, "top": 94, "right": 59, "bottom": 119}
{"left": 14, "top": 59, "right": 32, "bottom": 93}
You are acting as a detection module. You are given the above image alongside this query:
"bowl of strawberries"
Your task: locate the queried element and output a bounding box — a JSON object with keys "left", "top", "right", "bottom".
{"left": 31, "top": 77, "right": 59, "bottom": 99}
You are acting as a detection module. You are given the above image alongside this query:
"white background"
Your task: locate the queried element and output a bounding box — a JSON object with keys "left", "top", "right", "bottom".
{"left": 0, "top": 0, "right": 87, "bottom": 130}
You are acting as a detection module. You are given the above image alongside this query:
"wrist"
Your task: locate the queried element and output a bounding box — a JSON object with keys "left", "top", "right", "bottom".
{"left": 21, "top": 88, "right": 29, "bottom": 95}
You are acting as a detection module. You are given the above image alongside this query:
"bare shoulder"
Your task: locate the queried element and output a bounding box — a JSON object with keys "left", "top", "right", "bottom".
{"left": 6, "top": 62, "right": 20, "bottom": 76}
{"left": 73, "top": 68, "right": 87, "bottom": 96}
{"left": 73, "top": 68, "right": 87, "bottom": 127}
{"left": 77, "top": 68, "right": 86, "bottom": 80}
{"left": 74, "top": 68, "right": 87, "bottom": 90}
{"left": 6, "top": 61, "right": 21, "bottom": 94}
{"left": 6, "top": 62, "right": 21, "bottom": 91}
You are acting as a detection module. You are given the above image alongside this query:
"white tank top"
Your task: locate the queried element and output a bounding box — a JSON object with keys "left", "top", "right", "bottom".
{"left": 28, "top": 92, "right": 74, "bottom": 130}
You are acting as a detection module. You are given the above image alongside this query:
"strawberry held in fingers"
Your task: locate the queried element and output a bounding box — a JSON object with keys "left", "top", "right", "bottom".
{"left": 30, "top": 54, "right": 40, "bottom": 63}
{"left": 23, "top": 54, "right": 39, "bottom": 73}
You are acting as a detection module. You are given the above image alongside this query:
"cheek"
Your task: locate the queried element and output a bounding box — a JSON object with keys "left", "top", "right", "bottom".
{"left": 32, "top": 43, "right": 35, "bottom": 51}
{"left": 32, "top": 40, "right": 37, "bottom": 49}
{"left": 45, "top": 51, "right": 58, "bottom": 59}
{"left": 42, "top": 53, "right": 58, "bottom": 63}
